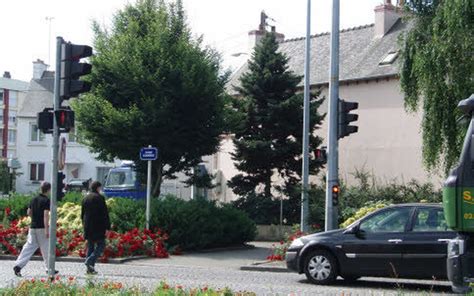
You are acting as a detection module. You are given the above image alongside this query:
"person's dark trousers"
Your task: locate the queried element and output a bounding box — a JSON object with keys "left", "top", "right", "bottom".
{"left": 85, "top": 239, "right": 105, "bottom": 267}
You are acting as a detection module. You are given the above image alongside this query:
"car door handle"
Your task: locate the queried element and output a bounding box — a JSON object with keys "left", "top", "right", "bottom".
{"left": 388, "top": 239, "right": 403, "bottom": 243}
{"left": 438, "top": 239, "right": 451, "bottom": 243}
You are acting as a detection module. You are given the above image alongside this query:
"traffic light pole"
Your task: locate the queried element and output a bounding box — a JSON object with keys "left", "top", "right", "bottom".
{"left": 48, "top": 36, "right": 63, "bottom": 279}
{"left": 300, "top": 0, "right": 311, "bottom": 233}
{"left": 325, "top": 0, "right": 340, "bottom": 231}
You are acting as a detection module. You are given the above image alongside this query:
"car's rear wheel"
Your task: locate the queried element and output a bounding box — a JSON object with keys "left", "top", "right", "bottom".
{"left": 304, "top": 250, "right": 338, "bottom": 285}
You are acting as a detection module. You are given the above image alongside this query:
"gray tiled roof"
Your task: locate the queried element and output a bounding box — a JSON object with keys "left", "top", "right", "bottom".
{"left": 228, "top": 19, "right": 408, "bottom": 94}
{"left": 0, "top": 77, "right": 29, "bottom": 92}
{"left": 18, "top": 72, "right": 55, "bottom": 118}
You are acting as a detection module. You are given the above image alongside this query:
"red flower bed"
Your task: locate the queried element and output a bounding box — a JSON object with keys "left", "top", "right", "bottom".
{"left": 266, "top": 224, "right": 322, "bottom": 261}
{"left": 1, "top": 219, "right": 169, "bottom": 260}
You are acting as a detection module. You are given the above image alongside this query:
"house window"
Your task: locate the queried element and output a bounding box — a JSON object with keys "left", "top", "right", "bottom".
{"left": 379, "top": 51, "right": 399, "bottom": 65}
{"left": 8, "top": 111, "right": 16, "bottom": 124}
{"left": 8, "top": 130, "right": 16, "bottom": 144}
{"left": 0, "top": 114, "right": 3, "bottom": 124}
{"left": 0, "top": 90, "right": 3, "bottom": 105}
{"left": 30, "top": 123, "right": 45, "bottom": 142}
{"left": 30, "top": 163, "right": 45, "bottom": 182}
{"left": 9, "top": 91, "right": 17, "bottom": 107}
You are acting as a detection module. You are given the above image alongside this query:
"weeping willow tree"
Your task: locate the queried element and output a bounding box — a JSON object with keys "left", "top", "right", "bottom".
{"left": 400, "top": 0, "right": 473, "bottom": 174}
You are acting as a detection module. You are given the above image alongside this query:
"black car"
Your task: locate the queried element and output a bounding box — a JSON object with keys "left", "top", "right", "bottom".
{"left": 286, "top": 203, "right": 456, "bottom": 284}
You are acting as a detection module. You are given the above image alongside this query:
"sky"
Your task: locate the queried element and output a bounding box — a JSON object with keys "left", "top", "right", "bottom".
{"left": 0, "top": 0, "right": 383, "bottom": 82}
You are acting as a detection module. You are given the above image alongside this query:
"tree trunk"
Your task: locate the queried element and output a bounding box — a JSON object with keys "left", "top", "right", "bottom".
{"left": 264, "top": 174, "right": 272, "bottom": 198}
{"left": 152, "top": 159, "right": 163, "bottom": 198}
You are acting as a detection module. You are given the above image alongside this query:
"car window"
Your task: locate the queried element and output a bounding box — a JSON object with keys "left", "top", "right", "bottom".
{"left": 360, "top": 207, "right": 412, "bottom": 233}
{"left": 412, "top": 208, "right": 447, "bottom": 232}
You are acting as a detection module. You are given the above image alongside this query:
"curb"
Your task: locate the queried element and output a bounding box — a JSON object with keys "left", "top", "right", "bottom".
{"left": 240, "top": 265, "right": 290, "bottom": 273}
{"left": 240, "top": 260, "right": 289, "bottom": 273}
{"left": 0, "top": 255, "right": 148, "bottom": 264}
{"left": 185, "top": 244, "right": 255, "bottom": 254}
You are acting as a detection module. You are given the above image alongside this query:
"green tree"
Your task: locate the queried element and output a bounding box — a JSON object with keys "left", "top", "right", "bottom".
{"left": 400, "top": 0, "right": 474, "bottom": 173}
{"left": 228, "top": 33, "right": 325, "bottom": 200}
{"left": 74, "top": 0, "right": 227, "bottom": 196}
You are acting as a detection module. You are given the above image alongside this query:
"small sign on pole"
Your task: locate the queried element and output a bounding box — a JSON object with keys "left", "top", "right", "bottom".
{"left": 140, "top": 146, "right": 158, "bottom": 229}
{"left": 140, "top": 147, "right": 158, "bottom": 161}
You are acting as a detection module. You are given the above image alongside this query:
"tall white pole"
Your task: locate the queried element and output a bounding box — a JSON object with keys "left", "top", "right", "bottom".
{"left": 325, "top": 0, "right": 340, "bottom": 231}
{"left": 300, "top": 0, "right": 311, "bottom": 233}
{"left": 146, "top": 145, "right": 152, "bottom": 230}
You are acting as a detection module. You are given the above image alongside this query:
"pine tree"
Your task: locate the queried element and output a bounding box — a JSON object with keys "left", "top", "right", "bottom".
{"left": 229, "top": 33, "right": 325, "bottom": 200}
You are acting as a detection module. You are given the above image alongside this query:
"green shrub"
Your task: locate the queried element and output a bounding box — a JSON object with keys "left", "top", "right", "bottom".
{"left": 107, "top": 197, "right": 146, "bottom": 232}
{"left": 0, "top": 194, "right": 32, "bottom": 222}
{"left": 59, "top": 191, "right": 84, "bottom": 205}
{"left": 150, "top": 196, "right": 256, "bottom": 250}
{"left": 231, "top": 193, "right": 300, "bottom": 225}
{"left": 232, "top": 170, "right": 442, "bottom": 230}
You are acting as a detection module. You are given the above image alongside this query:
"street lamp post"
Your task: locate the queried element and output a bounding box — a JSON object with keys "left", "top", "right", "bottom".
{"left": 300, "top": 0, "right": 311, "bottom": 233}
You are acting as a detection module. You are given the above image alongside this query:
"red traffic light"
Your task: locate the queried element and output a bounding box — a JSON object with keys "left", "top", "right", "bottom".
{"left": 54, "top": 109, "right": 75, "bottom": 131}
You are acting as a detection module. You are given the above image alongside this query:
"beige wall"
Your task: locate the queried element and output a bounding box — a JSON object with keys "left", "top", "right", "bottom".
{"left": 316, "top": 78, "right": 442, "bottom": 187}
{"left": 212, "top": 78, "right": 442, "bottom": 203}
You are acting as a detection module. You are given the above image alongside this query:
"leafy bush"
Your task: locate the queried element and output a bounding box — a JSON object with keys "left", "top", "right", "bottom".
{"left": 0, "top": 194, "right": 32, "bottom": 222}
{"left": 337, "top": 170, "right": 441, "bottom": 224}
{"left": 59, "top": 191, "right": 84, "bottom": 205}
{"left": 339, "top": 202, "right": 388, "bottom": 228}
{"left": 232, "top": 170, "right": 442, "bottom": 229}
{"left": 107, "top": 198, "right": 146, "bottom": 233}
{"left": 231, "top": 193, "right": 300, "bottom": 225}
{"left": 150, "top": 196, "right": 256, "bottom": 250}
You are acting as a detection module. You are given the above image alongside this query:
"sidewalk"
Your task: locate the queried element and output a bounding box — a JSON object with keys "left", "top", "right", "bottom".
{"left": 126, "top": 241, "right": 286, "bottom": 271}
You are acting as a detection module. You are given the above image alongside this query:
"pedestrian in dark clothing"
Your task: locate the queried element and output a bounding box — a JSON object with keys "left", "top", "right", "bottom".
{"left": 13, "top": 182, "right": 57, "bottom": 276}
{"left": 81, "top": 181, "right": 110, "bottom": 275}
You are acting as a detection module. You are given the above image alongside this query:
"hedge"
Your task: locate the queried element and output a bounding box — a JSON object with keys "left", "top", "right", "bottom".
{"left": 232, "top": 171, "right": 442, "bottom": 228}
{"left": 1, "top": 193, "right": 256, "bottom": 251}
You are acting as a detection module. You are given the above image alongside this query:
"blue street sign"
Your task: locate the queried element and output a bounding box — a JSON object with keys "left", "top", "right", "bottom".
{"left": 140, "top": 147, "right": 158, "bottom": 161}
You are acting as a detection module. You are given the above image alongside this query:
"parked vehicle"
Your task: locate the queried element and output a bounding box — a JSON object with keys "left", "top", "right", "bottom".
{"left": 286, "top": 203, "right": 456, "bottom": 284}
{"left": 66, "top": 178, "right": 91, "bottom": 193}
{"left": 103, "top": 162, "right": 145, "bottom": 199}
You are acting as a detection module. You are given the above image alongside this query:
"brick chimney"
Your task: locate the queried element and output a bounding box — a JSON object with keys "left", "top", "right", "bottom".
{"left": 248, "top": 11, "right": 284, "bottom": 52}
{"left": 3, "top": 71, "right": 11, "bottom": 79}
{"left": 33, "top": 59, "right": 48, "bottom": 79}
{"left": 374, "top": 0, "right": 401, "bottom": 38}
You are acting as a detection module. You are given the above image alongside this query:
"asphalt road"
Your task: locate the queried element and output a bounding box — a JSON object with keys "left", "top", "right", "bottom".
{"left": 0, "top": 242, "right": 456, "bottom": 295}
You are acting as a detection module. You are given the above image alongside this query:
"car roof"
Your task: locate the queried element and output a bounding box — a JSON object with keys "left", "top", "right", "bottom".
{"left": 385, "top": 203, "right": 442, "bottom": 208}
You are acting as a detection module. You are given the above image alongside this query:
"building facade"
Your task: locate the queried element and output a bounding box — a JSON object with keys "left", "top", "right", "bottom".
{"left": 0, "top": 72, "right": 29, "bottom": 160}
{"left": 15, "top": 60, "right": 121, "bottom": 194}
{"left": 212, "top": 1, "right": 438, "bottom": 202}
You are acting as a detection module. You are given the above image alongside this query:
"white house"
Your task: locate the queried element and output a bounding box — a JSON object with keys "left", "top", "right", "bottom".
{"left": 15, "top": 60, "right": 120, "bottom": 194}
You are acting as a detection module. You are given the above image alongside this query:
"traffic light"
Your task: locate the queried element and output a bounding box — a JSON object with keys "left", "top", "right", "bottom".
{"left": 54, "top": 108, "right": 75, "bottom": 132}
{"left": 332, "top": 184, "right": 340, "bottom": 206}
{"left": 60, "top": 43, "right": 93, "bottom": 102}
{"left": 315, "top": 146, "right": 327, "bottom": 164}
{"left": 338, "top": 99, "right": 359, "bottom": 139}
{"left": 37, "top": 108, "right": 54, "bottom": 134}
{"left": 57, "top": 172, "right": 66, "bottom": 201}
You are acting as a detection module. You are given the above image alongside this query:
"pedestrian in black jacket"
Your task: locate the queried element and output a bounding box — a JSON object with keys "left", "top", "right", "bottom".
{"left": 13, "top": 182, "right": 55, "bottom": 276}
{"left": 81, "top": 181, "right": 110, "bottom": 275}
